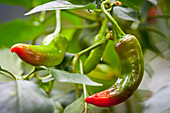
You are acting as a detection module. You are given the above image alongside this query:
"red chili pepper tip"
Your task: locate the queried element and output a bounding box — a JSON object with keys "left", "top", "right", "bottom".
{"left": 10, "top": 44, "right": 33, "bottom": 65}
{"left": 85, "top": 89, "right": 118, "bottom": 107}
{"left": 11, "top": 43, "right": 27, "bottom": 53}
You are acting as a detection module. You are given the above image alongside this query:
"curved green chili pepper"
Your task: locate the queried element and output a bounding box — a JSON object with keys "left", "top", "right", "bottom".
{"left": 85, "top": 1, "right": 144, "bottom": 107}
{"left": 83, "top": 19, "right": 108, "bottom": 74}
{"left": 85, "top": 35, "right": 144, "bottom": 107}
{"left": 11, "top": 34, "right": 68, "bottom": 67}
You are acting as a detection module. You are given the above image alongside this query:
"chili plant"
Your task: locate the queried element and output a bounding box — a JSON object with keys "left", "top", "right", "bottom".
{"left": 0, "top": 0, "right": 170, "bottom": 113}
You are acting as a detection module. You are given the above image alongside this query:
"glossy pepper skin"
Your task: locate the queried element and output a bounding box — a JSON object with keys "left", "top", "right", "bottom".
{"left": 83, "top": 19, "right": 108, "bottom": 74}
{"left": 85, "top": 35, "right": 144, "bottom": 107}
{"left": 11, "top": 34, "right": 68, "bottom": 67}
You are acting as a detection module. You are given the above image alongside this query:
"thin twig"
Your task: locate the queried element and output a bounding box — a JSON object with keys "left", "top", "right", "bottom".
{"left": 79, "top": 59, "right": 87, "bottom": 113}
{"left": 0, "top": 66, "right": 16, "bottom": 80}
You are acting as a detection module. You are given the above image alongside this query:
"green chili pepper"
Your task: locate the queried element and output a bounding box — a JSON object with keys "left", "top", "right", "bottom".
{"left": 83, "top": 19, "right": 108, "bottom": 74}
{"left": 85, "top": 1, "right": 144, "bottom": 107}
{"left": 85, "top": 35, "right": 144, "bottom": 107}
{"left": 11, "top": 34, "right": 68, "bottom": 67}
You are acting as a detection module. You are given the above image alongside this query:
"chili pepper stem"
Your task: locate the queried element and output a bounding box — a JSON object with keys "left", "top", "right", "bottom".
{"left": 23, "top": 67, "right": 36, "bottom": 80}
{"left": 101, "top": 0, "right": 125, "bottom": 39}
{"left": 23, "top": 67, "right": 45, "bottom": 80}
{"left": 53, "top": 9, "right": 61, "bottom": 37}
{"left": 72, "top": 32, "right": 110, "bottom": 72}
{"left": 79, "top": 59, "right": 88, "bottom": 113}
{"left": 39, "top": 11, "right": 46, "bottom": 22}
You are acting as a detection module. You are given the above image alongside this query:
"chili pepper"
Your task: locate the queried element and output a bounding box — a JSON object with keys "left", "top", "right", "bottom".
{"left": 83, "top": 19, "right": 108, "bottom": 74}
{"left": 85, "top": 35, "right": 144, "bottom": 107}
{"left": 11, "top": 34, "right": 68, "bottom": 67}
{"left": 84, "top": 1, "right": 144, "bottom": 107}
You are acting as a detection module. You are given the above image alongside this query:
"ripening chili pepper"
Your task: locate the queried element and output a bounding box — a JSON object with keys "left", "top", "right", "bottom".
{"left": 11, "top": 34, "right": 68, "bottom": 67}
{"left": 83, "top": 19, "right": 108, "bottom": 74}
{"left": 85, "top": 35, "right": 144, "bottom": 107}
{"left": 85, "top": 0, "right": 144, "bottom": 107}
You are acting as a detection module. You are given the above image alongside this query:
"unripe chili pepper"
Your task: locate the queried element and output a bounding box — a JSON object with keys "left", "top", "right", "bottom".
{"left": 85, "top": 35, "right": 144, "bottom": 107}
{"left": 83, "top": 19, "right": 108, "bottom": 74}
{"left": 11, "top": 34, "right": 68, "bottom": 67}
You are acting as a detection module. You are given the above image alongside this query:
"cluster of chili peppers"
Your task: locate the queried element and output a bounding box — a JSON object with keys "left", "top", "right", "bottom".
{"left": 11, "top": 0, "right": 144, "bottom": 107}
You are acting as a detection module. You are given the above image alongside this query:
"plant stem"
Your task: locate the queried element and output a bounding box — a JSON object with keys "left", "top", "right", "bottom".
{"left": 0, "top": 66, "right": 16, "bottom": 80}
{"left": 72, "top": 34, "right": 110, "bottom": 72}
{"left": 79, "top": 59, "right": 88, "bottom": 113}
{"left": 125, "top": 100, "right": 132, "bottom": 113}
{"left": 39, "top": 11, "right": 46, "bottom": 22}
{"left": 65, "top": 10, "right": 96, "bottom": 21}
{"left": 47, "top": 80, "right": 55, "bottom": 95}
{"left": 23, "top": 67, "right": 36, "bottom": 80}
{"left": 53, "top": 9, "right": 61, "bottom": 36}
{"left": 36, "top": 74, "right": 53, "bottom": 80}
{"left": 23, "top": 67, "right": 44, "bottom": 80}
{"left": 101, "top": 0, "right": 125, "bottom": 38}
{"left": 75, "top": 84, "right": 80, "bottom": 98}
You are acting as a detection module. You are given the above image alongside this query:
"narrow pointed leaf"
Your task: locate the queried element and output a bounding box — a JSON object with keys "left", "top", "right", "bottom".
{"left": 44, "top": 68, "right": 102, "bottom": 86}
{"left": 25, "top": 1, "right": 96, "bottom": 15}
{"left": 113, "top": 6, "right": 140, "bottom": 22}
{"left": 64, "top": 95, "right": 110, "bottom": 113}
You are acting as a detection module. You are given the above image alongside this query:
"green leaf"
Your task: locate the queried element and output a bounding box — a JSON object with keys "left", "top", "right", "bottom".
{"left": 0, "top": 48, "right": 23, "bottom": 76}
{"left": 63, "top": 95, "right": 84, "bottom": 113}
{"left": 54, "top": 101, "right": 64, "bottom": 113}
{"left": 134, "top": 89, "right": 152, "bottom": 102}
{"left": 0, "top": 80, "right": 54, "bottom": 113}
{"left": 0, "top": 0, "right": 31, "bottom": 9}
{"left": 79, "top": 24, "right": 99, "bottom": 50}
{"left": 64, "top": 95, "right": 110, "bottom": 113}
{"left": 143, "top": 85, "right": 170, "bottom": 113}
{"left": 158, "top": 0, "right": 170, "bottom": 14}
{"left": 57, "top": 90, "right": 79, "bottom": 107}
{"left": 140, "top": 1, "right": 151, "bottom": 23}
{"left": 117, "top": 0, "right": 146, "bottom": 11}
{"left": 145, "top": 64, "right": 154, "bottom": 78}
{"left": 138, "top": 30, "right": 163, "bottom": 56}
{"left": 67, "top": 29, "right": 82, "bottom": 53}
{"left": 0, "top": 19, "right": 46, "bottom": 48}
{"left": 25, "top": 1, "right": 96, "bottom": 15}
{"left": 113, "top": 6, "right": 140, "bottom": 22}
{"left": 147, "top": 0, "right": 157, "bottom": 6}
{"left": 66, "top": 0, "right": 95, "bottom": 5}
{"left": 45, "top": 68, "right": 102, "bottom": 86}
{"left": 119, "top": 0, "right": 146, "bottom": 7}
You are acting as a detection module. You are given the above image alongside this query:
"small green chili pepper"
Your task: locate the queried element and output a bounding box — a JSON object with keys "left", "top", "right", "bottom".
{"left": 11, "top": 34, "right": 68, "bottom": 67}
{"left": 83, "top": 19, "right": 108, "bottom": 74}
{"left": 85, "top": 35, "right": 144, "bottom": 107}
